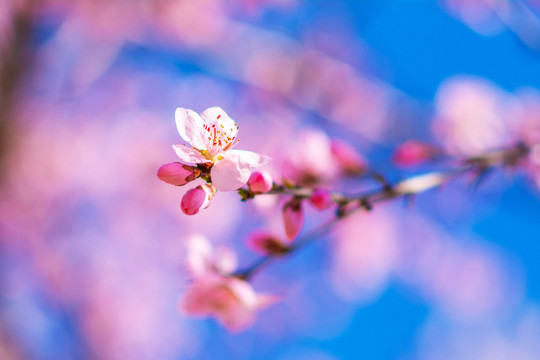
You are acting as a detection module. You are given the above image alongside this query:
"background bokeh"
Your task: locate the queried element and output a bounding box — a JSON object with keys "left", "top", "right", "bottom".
{"left": 1, "top": 1, "right": 540, "bottom": 359}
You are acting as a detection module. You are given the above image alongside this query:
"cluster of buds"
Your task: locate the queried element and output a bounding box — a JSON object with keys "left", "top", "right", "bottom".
{"left": 157, "top": 162, "right": 216, "bottom": 215}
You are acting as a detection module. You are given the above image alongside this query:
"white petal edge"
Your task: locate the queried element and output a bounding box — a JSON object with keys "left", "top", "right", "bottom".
{"left": 210, "top": 150, "right": 271, "bottom": 191}
{"left": 226, "top": 149, "right": 271, "bottom": 168}
{"left": 173, "top": 145, "right": 212, "bottom": 165}
{"left": 175, "top": 108, "right": 207, "bottom": 150}
{"left": 211, "top": 156, "right": 252, "bottom": 191}
{"left": 200, "top": 107, "right": 235, "bottom": 128}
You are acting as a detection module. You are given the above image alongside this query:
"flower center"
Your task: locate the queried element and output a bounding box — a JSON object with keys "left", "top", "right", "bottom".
{"left": 202, "top": 121, "right": 239, "bottom": 160}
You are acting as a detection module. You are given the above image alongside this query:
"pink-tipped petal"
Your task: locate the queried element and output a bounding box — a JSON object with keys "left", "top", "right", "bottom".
{"left": 175, "top": 108, "right": 207, "bottom": 150}
{"left": 173, "top": 144, "right": 211, "bottom": 165}
{"left": 248, "top": 171, "right": 273, "bottom": 194}
{"left": 157, "top": 162, "right": 200, "bottom": 186}
{"left": 282, "top": 198, "right": 304, "bottom": 241}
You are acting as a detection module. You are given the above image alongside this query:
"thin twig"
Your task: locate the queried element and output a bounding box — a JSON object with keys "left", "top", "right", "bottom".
{"left": 234, "top": 142, "right": 531, "bottom": 280}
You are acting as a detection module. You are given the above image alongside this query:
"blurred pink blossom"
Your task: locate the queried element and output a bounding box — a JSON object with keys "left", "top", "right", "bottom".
{"left": 281, "top": 129, "right": 337, "bottom": 185}
{"left": 185, "top": 234, "right": 237, "bottom": 278}
{"left": 181, "top": 274, "right": 278, "bottom": 332}
{"left": 180, "top": 235, "right": 278, "bottom": 332}
{"left": 330, "top": 139, "right": 367, "bottom": 175}
{"left": 330, "top": 208, "right": 398, "bottom": 303}
{"left": 432, "top": 77, "right": 516, "bottom": 156}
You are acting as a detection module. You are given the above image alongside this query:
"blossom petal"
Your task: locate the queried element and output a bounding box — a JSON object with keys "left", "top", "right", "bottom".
{"left": 180, "top": 278, "right": 219, "bottom": 316}
{"left": 226, "top": 149, "right": 272, "bottom": 168}
{"left": 226, "top": 278, "right": 259, "bottom": 309}
{"left": 214, "top": 247, "right": 238, "bottom": 274}
{"left": 210, "top": 157, "right": 252, "bottom": 191}
{"left": 211, "top": 150, "right": 271, "bottom": 191}
{"left": 200, "top": 106, "right": 236, "bottom": 130}
{"left": 173, "top": 145, "right": 211, "bottom": 165}
{"left": 185, "top": 234, "right": 214, "bottom": 277}
{"left": 175, "top": 108, "right": 207, "bottom": 149}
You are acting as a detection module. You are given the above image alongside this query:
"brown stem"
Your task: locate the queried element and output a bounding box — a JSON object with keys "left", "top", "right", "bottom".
{"left": 0, "top": 2, "right": 36, "bottom": 181}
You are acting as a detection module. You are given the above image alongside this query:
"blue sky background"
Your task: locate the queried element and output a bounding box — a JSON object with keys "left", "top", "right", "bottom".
{"left": 4, "top": 1, "right": 540, "bottom": 359}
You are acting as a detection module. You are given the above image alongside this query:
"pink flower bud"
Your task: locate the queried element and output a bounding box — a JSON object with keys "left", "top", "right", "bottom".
{"left": 392, "top": 140, "right": 438, "bottom": 167}
{"left": 248, "top": 171, "right": 273, "bottom": 194}
{"left": 157, "top": 162, "right": 201, "bottom": 186}
{"left": 331, "top": 140, "right": 367, "bottom": 175}
{"left": 247, "top": 231, "right": 290, "bottom": 256}
{"left": 282, "top": 197, "right": 304, "bottom": 241}
{"left": 309, "top": 188, "right": 333, "bottom": 210}
{"left": 181, "top": 184, "right": 216, "bottom": 215}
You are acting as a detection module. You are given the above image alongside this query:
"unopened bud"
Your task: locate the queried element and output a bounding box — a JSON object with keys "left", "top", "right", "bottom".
{"left": 248, "top": 171, "right": 273, "bottom": 194}
{"left": 392, "top": 140, "right": 439, "bottom": 167}
{"left": 247, "top": 231, "right": 290, "bottom": 256}
{"left": 157, "top": 163, "right": 201, "bottom": 186}
{"left": 282, "top": 197, "right": 304, "bottom": 241}
{"left": 331, "top": 140, "right": 367, "bottom": 175}
{"left": 309, "top": 188, "right": 333, "bottom": 210}
{"left": 180, "top": 184, "right": 217, "bottom": 215}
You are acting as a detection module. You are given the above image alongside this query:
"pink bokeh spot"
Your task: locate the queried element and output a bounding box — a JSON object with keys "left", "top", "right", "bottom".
{"left": 392, "top": 140, "right": 438, "bottom": 167}
{"left": 309, "top": 188, "right": 333, "bottom": 210}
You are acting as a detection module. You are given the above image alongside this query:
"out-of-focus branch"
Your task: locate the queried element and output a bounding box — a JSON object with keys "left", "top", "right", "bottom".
{"left": 485, "top": 0, "right": 540, "bottom": 53}
{"left": 0, "top": 2, "right": 35, "bottom": 180}
{"left": 235, "top": 142, "right": 531, "bottom": 280}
